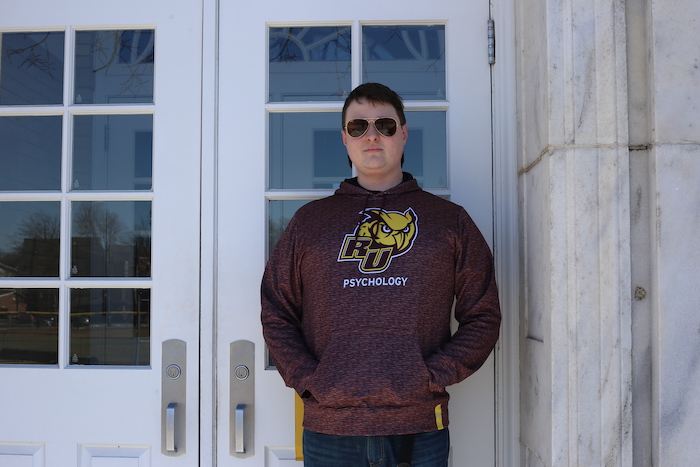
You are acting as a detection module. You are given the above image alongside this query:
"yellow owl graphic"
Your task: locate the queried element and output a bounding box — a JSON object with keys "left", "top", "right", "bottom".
{"left": 356, "top": 209, "right": 417, "bottom": 254}
{"left": 338, "top": 208, "right": 418, "bottom": 273}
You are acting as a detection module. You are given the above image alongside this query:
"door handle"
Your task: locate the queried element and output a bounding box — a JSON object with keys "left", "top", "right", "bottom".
{"left": 162, "top": 339, "right": 186, "bottom": 456}
{"left": 230, "top": 340, "right": 254, "bottom": 458}
{"left": 235, "top": 404, "right": 246, "bottom": 453}
{"left": 166, "top": 402, "right": 177, "bottom": 452}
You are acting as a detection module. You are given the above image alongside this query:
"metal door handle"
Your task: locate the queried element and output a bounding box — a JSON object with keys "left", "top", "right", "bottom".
{"left": 162, "top": 339, "right": 186, "bottom": 456}
{"left": 166, "top": 402, "right": 177, "bottom": 452}
{"left": 235, "top": 404, "right": 246, "bottom": 453}
{"left": 230, "top": 340, "right": 254, "bottom": 457}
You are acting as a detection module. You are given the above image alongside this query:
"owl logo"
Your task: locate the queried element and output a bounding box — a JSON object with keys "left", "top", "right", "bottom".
{"left": 338, "top": 208, "right": 418, "bottom": 273}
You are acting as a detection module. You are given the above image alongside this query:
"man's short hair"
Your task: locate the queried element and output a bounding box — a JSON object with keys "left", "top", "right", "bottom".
{"left": 341, "top": 83, "right": 406, "bottom": 128}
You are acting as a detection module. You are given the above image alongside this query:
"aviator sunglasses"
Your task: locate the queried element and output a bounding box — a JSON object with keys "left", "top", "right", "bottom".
{"left": 344, "top": 117, "right": 401, "bottom": 138}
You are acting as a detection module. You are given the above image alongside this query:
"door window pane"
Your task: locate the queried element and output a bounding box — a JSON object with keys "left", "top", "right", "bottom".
{"left": 268, "top": 200, "right": 312, "bottom": 254}
{"left": 69, "top": 288, "right": 149, "bottom": 366}
{"left": 269, "top": 26, "right": 351, "bottom": 102}
{"left": 269, "top": 112, "right": 350, "bottom": 189}
{"left": 0, "top": 202, "right": 60, "bottom": 277}
{"left": 74, "top": 30, "right": 155, "bottom": 104}
{"left": 71, "top": 201, "right": 151, "bottom": 277}
{"left": 72, "top": 114, "right": 153, "bottom": 191}
{"left": 0, "top": 116, "right": 62, "bottom": 191}
{"left": 0, "top": 288, "right": 59, "bottom": 364}
{"left": 404, "top": 110, "right": 447, "bottom": 189}
{"left": 362, "top": 25, "right": 446, "bottom": 100}
{"left": 0, "top": 31, "right": 65, "bottom": 106}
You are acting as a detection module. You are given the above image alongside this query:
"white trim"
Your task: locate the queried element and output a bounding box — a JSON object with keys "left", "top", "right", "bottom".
{"left": 491, "top": 0, "right": 520, "bottom": 465}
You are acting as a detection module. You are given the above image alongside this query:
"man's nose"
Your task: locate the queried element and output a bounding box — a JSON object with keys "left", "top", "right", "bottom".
{"left": 365, "top": 122, "right": 381, "bottom": 140}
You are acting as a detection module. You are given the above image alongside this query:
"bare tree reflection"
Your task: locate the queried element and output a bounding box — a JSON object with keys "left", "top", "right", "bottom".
{"left": 16, "top": 209, "right": 60, "bottom": 243}
{"left": 86, "top": 30, "right": 154, "bottom": 99}
{"left": 73, "top": 202, "right": 125, "bottom": 257}
{"left": 0, "top": 209, "right": 60, "bottom": 277}
{"left": 3, "top": 32, "right": 58, "bottom": 77}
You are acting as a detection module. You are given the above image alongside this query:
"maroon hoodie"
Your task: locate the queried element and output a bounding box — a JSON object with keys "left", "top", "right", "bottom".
{"left": 261, "top": 176, "right": 501, "bottom": 436}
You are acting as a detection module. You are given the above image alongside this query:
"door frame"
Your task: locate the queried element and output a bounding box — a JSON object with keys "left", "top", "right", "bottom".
{"left": 197, "top": 0, "right": 520, "bottom": 465}
{"left": 491, "top": 1, "right": 520, "bottom": 466}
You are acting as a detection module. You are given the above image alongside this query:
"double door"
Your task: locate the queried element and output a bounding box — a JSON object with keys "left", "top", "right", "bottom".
{"left": 0, "top": 1, "right": 495, "bottom": 465}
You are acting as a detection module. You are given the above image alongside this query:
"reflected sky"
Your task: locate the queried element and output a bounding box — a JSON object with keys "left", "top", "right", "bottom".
{"left": 0, "top": 116, "right": 62, "bottom": 191}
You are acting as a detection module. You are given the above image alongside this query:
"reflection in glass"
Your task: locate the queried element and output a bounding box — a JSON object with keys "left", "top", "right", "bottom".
{"left": 269, "top": 26, "right": 351, "bottom": 102}
{"left": 72, "top": 114, "right": 153, "bottom": 190}
{"left": 0, "top": 31, "right": 64, "bottom": 105}
{"left": 403, "top": 111, "right": 448, "bottom": 189}
{"left": 0, "top": 202, "right": 60, "bottom": 277}
{"left": 74, "top": 30, "right": 154, "bottom": 104}
{"left": 71, "top": 201, "right": 151, "bottom": 277}
{"left": 0, "top": 288, "right": 58, "bottom": 364}
{"left": 363, "top": 25, "right": 446, "bottom": 100}
{"left": 268, "top": 200, "right": 312, "bottom": 254}
{"left": 269, "top": 113, "right": 350, "bottom": 189}
{"left": 69, "top": 288, "right": 149, "bottom": 366}
{"left": 0, "top": 116, "right": 62, "bottom": 191}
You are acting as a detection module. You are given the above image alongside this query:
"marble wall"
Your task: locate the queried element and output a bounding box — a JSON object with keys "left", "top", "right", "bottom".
{"left": 646, "top": 1, "right": 700, "bottom": 464}
{"left": 515, "top": 0, "right": 700, "bottom": 464}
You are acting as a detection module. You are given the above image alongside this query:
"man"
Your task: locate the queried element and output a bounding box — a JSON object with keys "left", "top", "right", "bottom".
{"left": 261, "top": 83, "right": 501, "bottom": 466}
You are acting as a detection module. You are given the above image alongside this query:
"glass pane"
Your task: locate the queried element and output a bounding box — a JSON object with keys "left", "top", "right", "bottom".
{"left": 0, "top": 116, "right": 62, "bottom": 191}
{"left": 0, "top": 31, "right": 64, "bottom": 105}
{"left": 71, "top": 201, "right": 151, "bottom": 277}
{"left": 72, "top": 114, "right": 153, "bottom": 191}
{"left": 268, "top": 199, "right": 312, "bottom": 254}
{"left": 0, "top": 202, "right": 60, "bottom": 277}
{"left": 404, "top": 111, "right": 447, "bottom": 189}
{"left": 269, "top": 112, "right": 350, "bottom": 189}
{"left": 0, "top": 288, "right": 58, "bottom": 364}
{"left": 269, "top": 26, "right": 351, "bottom": 102}
{"left": 69, "top": 288, "right": 149, "bottom": 365}
{"left": 362, "top": 25, "right": 446, "bottom": 100}
{"left": 74, "top": 30, "right": 154, "bottom": 104}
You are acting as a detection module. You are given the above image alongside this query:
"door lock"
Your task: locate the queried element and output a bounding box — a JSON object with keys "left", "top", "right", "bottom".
{"left": 234, "top": 364, "right": 250, "bottom": 380}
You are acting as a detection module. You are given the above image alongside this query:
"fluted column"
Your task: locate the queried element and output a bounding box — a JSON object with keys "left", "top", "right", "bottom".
{"left": 518, "top": 0, "right": 633, "bottom": 465}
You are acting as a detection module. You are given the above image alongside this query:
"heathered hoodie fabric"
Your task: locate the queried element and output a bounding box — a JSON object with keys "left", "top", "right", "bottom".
{"left": 261, "top": 175, "right": 501, "bottom": 436}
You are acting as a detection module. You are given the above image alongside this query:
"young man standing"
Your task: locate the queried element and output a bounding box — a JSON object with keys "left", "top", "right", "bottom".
{"left": 261, "top": 83, "right": 501, "bottom": 466}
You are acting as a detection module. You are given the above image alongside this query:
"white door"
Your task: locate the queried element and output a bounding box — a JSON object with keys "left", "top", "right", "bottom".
{"left": 0, "top": 1, "right": 202, "bottom": 465}
{"left": 214, "top": 1, "right": 494, "bottom": 465}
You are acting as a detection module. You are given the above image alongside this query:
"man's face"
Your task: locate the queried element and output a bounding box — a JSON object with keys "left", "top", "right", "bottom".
{"left": 342, "top": 98, "right": 408, "bottom": 184}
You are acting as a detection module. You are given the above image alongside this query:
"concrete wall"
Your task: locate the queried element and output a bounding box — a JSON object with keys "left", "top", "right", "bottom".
{"left": 514, "top": 0, "right": 700, "bottom": 464}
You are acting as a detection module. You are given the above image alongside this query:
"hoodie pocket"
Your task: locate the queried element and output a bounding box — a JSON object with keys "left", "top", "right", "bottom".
{"left": 308, "top": 328, "right": 433, "bottom": 409}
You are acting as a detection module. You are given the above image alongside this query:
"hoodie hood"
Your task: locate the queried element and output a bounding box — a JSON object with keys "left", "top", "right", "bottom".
{"left": 335, "top": 172, "right": 421, "bottom": 197}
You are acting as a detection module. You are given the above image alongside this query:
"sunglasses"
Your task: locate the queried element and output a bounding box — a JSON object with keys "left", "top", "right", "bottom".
{"left": 344, "top": 117, "right": 401, "bottom": 138}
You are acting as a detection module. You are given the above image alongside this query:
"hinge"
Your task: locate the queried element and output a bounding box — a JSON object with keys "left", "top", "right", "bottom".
{"left": 488, "top": 19, "right": 496, "bottom": 65}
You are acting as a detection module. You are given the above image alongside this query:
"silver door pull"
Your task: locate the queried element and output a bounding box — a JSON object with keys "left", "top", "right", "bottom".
{"left": 230, "top": 340, "right": 254, "bottom": 457}
{"left": 166, "top": 402, "right": 177, "bottom": 452}
{"left": 235, "top": 404, "right": 245, "bottom": 453}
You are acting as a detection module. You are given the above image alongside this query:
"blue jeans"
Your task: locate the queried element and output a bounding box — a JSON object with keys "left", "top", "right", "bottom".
{"left": 303, "top": 428, "right": 449, "bottom": 467}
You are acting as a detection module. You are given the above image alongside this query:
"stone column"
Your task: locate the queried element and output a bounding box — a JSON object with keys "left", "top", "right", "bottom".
{"left": 646, "top": 0, "right": 700, "bottom": 464}
{"left": 517, "top": 0, "right": 633, "bottom": 465}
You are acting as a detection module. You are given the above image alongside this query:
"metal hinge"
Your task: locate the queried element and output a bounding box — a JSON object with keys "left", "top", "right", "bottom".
{"left": 488, "top": 19, "right": 496, "bottom": 64}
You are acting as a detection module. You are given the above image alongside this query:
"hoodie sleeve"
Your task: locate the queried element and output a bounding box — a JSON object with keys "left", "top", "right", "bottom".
{"left": 260, "top": 216, "right": 318, "bottom": 396}
{"left": 424, "top": 209, "right": 501, "bottom": 391}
